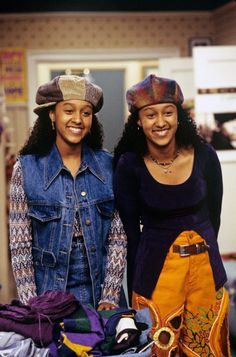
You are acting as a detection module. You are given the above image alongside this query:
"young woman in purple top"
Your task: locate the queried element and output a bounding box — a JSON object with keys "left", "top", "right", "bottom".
{"left": 113, "top": 74, "right": 230, "bottom": 356}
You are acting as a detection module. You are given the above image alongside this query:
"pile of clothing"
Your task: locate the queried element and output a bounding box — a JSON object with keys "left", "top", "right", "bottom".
{"left": 0, "top": 291, "right": 152, "bottom": 357}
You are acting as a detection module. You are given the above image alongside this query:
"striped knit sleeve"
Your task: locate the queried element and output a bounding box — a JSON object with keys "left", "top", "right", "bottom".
{"left": 9, "top": 159, "right": 37, "bottom": 304}
{"left": 99, "top": 210, "right": 127, "bottom": 307}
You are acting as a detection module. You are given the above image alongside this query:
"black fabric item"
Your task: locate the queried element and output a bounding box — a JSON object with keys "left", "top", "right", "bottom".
{"left": 111, "top": 328, "right": 141, "bottom": 354}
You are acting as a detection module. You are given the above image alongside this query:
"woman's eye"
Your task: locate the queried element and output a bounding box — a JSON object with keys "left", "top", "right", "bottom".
{"left": 65, "top": 109, "right": 73, "bottom": 114}
{"left": 146, "top": 113, "right": 155, "bottom": 119}
{"left": 83, "top": 111, "right": 92, "bottom": 116}
{"left": 164, "top": 111, "right": 173, "bottom": 116}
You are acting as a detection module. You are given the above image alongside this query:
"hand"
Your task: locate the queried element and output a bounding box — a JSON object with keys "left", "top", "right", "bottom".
{"left": 97, "top": 302, "right": 117, "bottom": 311}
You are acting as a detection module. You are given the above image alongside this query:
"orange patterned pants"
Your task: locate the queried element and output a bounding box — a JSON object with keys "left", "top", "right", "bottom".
{"left": 132, "top": 231, "right": 231, "bottom": 357}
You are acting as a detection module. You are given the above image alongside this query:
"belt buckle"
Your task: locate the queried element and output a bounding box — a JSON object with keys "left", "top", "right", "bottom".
{"left": 179, "top": 244, "right": 190, "bottom": 257}
{"left": 195, "top": 243, "right": 201, "bottom": 254}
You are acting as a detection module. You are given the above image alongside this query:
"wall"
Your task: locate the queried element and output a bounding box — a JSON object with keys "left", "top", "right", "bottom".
{"left": 0, "top": 3, "right": 235, "bottom": 54}
{"left": 0, "top": 11, "right": 215, "bottom": 56}
{"left": 213, "top": 2, "right": 236, "bottom": 45}
{"left": 218, "top": 157, "right": 236, "bottom": 253}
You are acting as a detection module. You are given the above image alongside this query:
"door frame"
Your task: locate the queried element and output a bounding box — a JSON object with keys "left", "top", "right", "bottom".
{"left": 27, "top": 47, "right": 180, "bottom": 126}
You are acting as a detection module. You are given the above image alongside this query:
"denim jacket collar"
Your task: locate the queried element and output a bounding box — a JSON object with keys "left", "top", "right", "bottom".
{"left": 44, "top": 143, "right": 106, "bottom": 190}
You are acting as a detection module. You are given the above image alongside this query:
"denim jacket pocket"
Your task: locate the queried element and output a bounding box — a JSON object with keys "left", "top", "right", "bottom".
{"left": 96, "top": 200, "right": 114, "bottom": 219}
{"left": 32, "top": 247, "right": 57, "bottom": 268}
{"left": 28, "top": 204, "right": 61, "bottom": 222}
{"left": 28, "top": 205, "right": 62, "bottom": 247}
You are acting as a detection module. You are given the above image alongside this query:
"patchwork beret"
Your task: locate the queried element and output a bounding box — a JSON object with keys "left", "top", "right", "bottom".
{"left": 126, "top": 74, "right": 184, "bottom": 113}
{"left": 34, "top": 75, "right": 103, "bottom": 114}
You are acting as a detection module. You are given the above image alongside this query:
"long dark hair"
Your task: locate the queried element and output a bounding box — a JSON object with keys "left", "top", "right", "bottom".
{"left": 20, "top": 108, "right": 104, "bottom": 156}
{"left": 113, "top": 105, "right": 203, "bottom": 167}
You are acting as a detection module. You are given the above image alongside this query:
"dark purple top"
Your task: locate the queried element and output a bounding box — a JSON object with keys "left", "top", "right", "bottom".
{"left": 114, "top": 142, "right": 227, "bottom": 300}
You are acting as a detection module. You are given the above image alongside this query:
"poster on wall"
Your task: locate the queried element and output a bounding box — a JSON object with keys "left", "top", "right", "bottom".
{"left": 193, "top": 46, "right": 236, "bottom": 152}
{"left": 0, "top": 48, "right": 27, "bottom": 104}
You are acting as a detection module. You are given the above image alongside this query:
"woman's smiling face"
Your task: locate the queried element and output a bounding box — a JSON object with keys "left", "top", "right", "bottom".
{"left": 138, "top": 102, "right": 178, "bottom": 149}
{"left": 49, "top": 99, "right": 93, "bottom": 150}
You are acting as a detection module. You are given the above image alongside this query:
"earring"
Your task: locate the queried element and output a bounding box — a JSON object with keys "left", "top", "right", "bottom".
{"left": 137, "top": 125, "right": 140, "bottom": 131}
{"left": 51, "top": 121, "right": 55, "bottom": 130}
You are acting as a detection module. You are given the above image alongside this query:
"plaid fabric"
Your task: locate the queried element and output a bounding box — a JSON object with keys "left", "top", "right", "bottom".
{"left": 57, "top": 306, "right": 145, "bottom": 356}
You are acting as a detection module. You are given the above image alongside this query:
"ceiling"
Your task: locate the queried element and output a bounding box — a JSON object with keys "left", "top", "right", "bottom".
{"left": 0, "top": 0, "right": 233, "bottom": 13}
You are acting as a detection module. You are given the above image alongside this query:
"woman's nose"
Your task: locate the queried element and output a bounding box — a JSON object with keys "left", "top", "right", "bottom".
{"left": 155, "top": 115, "right": 165, "bottom": 126}
{"left": 72, "top": 113, "right": 82, "bottom": 123}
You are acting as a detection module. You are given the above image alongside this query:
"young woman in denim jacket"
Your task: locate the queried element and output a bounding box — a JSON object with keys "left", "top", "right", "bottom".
{"left": 113, "top": 75, "right": 230, "bottom": 355}
{"left": 9, "top": 75, "right": 127, "bottom": 310}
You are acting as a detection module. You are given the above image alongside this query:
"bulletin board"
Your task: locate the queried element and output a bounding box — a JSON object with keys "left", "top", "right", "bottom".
{"left": 0, "top": 48, "right": 27, "bottom": 104}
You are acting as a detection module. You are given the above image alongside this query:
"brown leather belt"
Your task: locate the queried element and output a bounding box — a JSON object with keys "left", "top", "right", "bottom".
{"left": 173, "top": 242, "right": 209, "bottom": 257}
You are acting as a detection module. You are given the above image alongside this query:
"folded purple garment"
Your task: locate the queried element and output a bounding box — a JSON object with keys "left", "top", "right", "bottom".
{"left": 29, "top": 290, "right": 80, "bottom": 318}
{"left": 0, "top": 290, "right": 80, "bottom": 346}
{"left": 0, "top": 317, "right": 53, "bottom": 346}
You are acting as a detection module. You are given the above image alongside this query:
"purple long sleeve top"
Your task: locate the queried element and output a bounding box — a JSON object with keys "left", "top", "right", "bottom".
{"left": 114, "top": 142, "right": 227, "bottom": 300}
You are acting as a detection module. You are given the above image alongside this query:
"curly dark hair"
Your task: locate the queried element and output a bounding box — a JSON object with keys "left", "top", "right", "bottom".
{"left": 19, "top": 108, "right": 104, "bottom": 156}
{"left": 113, "top": 105, "right": 204, "bottom": 167}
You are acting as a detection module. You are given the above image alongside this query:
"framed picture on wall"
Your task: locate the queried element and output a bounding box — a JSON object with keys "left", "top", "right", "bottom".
{"left": 189, "top": 37, "right": 212, "bottom": 56}
{"left": 211, "top": 112, "right": 236, "bottom": 151}
{"left": 197, "top": 112, "right": 236, "bottom": 155}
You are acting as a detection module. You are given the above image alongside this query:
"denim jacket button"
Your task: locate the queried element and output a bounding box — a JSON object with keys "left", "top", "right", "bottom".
{"left": 91, "top": 245, "right": 96, "bottom": 252}
{"left": 85, "top": 219, "right": 91, "bottom": 225}
{"left": 81, "top": 191, "right": 87, "bottom": 197}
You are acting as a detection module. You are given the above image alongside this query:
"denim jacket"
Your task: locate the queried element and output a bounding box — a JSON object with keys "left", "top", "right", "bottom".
{"left": 19, "top": 143, "right": 115, "bottom": 306}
